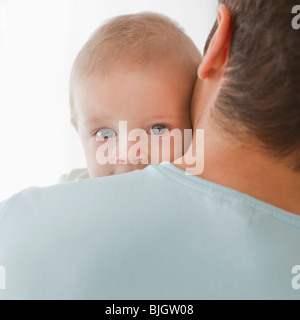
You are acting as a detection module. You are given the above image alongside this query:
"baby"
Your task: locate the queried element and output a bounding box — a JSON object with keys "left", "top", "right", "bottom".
{"left": 61, "top": 12, "right": 201, "bottom": 181}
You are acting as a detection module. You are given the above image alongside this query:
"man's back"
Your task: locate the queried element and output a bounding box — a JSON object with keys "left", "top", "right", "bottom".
{"left": 0, "top": 163, "right": 299, "bottom": 299}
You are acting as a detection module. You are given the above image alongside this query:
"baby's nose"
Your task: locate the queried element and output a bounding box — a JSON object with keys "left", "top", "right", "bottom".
{"left": 116, "top": 158, "right": 126, "bottom": 165}
{"left": 117, "top": 140, "right": 148, "bottom": 165}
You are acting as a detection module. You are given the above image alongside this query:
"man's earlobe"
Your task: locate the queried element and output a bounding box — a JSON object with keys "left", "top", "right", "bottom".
{"left": 198, "top": 4, "right": 231, "bottom": 80}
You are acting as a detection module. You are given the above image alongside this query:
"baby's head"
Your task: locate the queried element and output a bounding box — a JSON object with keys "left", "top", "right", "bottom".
{"left": 70, "top": 12, "right": 202, "bottom": 178}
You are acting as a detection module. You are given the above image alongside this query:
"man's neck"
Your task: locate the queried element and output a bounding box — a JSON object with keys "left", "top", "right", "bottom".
{"left": 176, "top": 125, "right": 300, "bottom": 216}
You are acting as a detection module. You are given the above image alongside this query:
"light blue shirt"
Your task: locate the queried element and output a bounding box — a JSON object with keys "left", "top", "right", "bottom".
{"left": 0, "top": 162, "right": 299, "bottom": 299}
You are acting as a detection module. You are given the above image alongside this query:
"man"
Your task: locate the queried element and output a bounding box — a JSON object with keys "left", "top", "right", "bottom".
{"left": 0, "top": 0, "right": 299, "bottom": 299}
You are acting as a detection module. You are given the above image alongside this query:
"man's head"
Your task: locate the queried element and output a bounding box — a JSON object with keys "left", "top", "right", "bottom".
{"left": 70, "top": 13, "right": 201, "bottom": 178}
{"left": 194, "top": 0, "right": 300, "bottom": 172}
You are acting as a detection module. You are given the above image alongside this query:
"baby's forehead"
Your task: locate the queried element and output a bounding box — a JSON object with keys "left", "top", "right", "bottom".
{"left": 74, "top": 58, "right": 190, "bottom": 94}
{"left": 73, "top": 65, "right": 192, "bottom": 125}
{"left": 69, "top": 13, "right": 202, "bottom": 122}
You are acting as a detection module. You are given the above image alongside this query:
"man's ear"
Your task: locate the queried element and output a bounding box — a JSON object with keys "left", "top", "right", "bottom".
{"left": 198, "top": 4, "right": 232, "bottom": 79}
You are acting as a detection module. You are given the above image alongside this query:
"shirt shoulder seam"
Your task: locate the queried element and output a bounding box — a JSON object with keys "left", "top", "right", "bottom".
{"left": 153, "top": 164, "right": 300, "bottom": 229}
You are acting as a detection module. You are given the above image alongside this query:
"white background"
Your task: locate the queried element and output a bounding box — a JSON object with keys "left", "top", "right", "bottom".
{"left": 0, "top": 0, "right": 218, "bottom": 201}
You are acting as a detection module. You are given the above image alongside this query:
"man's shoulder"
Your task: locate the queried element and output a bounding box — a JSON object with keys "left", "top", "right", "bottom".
{"left": 1, "top": 163, "right": 300, "bottom": 227}
{"left": 1, "top": 163, "right": 300, "bottom": 299}
{"left": 0, "top": 165, "right": 161, "bottom": 217}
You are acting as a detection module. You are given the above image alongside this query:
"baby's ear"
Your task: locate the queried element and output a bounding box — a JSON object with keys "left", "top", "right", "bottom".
{"left": 71, "top": 118, "right": 78, "bottom": 132}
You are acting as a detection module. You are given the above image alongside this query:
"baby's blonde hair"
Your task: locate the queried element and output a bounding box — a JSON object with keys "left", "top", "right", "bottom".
{"left": 70, "top": 12, "right": 202, "bottom": 119}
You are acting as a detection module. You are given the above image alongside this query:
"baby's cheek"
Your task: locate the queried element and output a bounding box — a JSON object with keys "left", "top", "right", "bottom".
{"left": 83, "top": 139, "right": 115, "bottom": 178}
{"left": 95, "top": 138, "right": 117, "bottom": 165}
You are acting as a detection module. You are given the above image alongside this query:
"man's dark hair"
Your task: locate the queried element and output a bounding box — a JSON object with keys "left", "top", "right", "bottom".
{"left": 205, "top": 0, "right": 300, "bottom": 171}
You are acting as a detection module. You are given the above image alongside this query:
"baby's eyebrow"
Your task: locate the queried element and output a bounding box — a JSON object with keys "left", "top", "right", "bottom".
{"left": 83, "top": 115, "right": 112, "bottom": 126}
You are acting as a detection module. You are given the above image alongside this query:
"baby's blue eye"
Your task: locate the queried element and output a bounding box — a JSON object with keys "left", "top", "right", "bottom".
{"left": 149, "top": 124, "right": 168, "bottom": 136}
{"left": 96, "top": 128, "right": 116, "bottom": 139}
